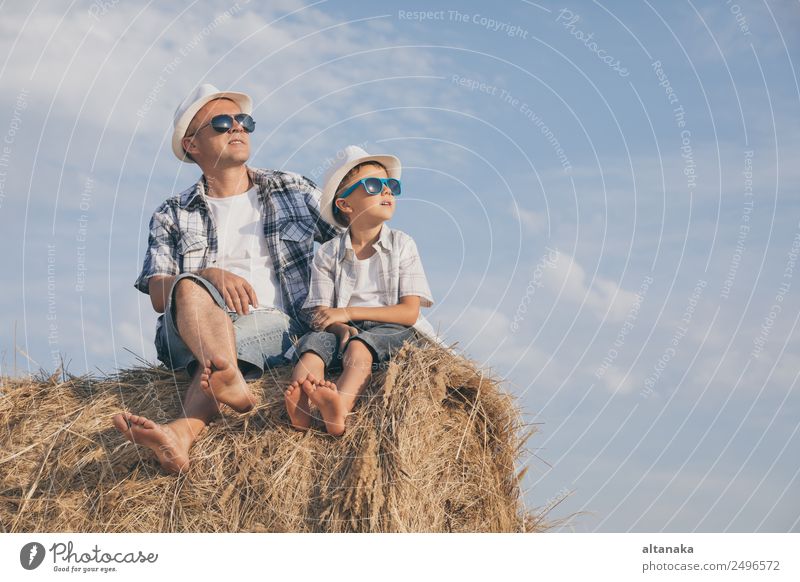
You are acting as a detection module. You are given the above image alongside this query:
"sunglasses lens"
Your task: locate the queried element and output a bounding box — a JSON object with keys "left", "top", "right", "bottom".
{"left": 363, "top": 178, "right": 383, "bottom": 194}
{"left": 387, "top": 178, "right": 401, "bottom": 196}
{"left": 235, "top": 114, "right": 256, "bottom": 133}
{"left": 210, "top": 114, "right": 256, "bottom": 133}
{"left": 210, "top": 115, "right": 233, "bottom": 132}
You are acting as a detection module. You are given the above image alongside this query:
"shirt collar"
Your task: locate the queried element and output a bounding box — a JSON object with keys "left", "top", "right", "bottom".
{"left": 180, "top": 166, "right": 267, "bottom": 209}
{"left": 338, "top": 223, "right": 393, "bottom": 262}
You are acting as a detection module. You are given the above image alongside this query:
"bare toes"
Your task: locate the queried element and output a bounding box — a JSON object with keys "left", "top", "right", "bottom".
{"left": 112, "top": 413, "right": 130, "bottom": 433}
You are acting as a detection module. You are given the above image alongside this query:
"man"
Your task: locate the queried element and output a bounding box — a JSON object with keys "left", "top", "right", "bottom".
{"left": 113, "top": 84, "right": 340, "bottom": 473}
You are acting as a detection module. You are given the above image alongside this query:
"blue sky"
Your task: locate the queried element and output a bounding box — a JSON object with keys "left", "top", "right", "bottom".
{"left": 0, "top": 0, "right": 798, "bottom": 532}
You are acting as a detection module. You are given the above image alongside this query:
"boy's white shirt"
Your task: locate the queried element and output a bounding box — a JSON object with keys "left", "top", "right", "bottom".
{"left": 283, "top": 224, "right": 443, "bottom": 360}
{"left": 347, "top": 253, "right": 386, "bottom": 308}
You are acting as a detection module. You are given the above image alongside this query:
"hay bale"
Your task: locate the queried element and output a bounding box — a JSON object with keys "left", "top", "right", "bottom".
{"left": 0, "top": 342, "right": 545, "bottom": 532}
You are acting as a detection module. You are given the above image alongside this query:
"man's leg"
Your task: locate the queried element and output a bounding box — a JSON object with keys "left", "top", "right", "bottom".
{"left": 172, "top": 277, "right": 256, "bottom": 413}
{"left": 113, "top": 276, "right": 251, "bottom": 473}
{"left": 112, "top": 367, "right": 213, "bottom": 474}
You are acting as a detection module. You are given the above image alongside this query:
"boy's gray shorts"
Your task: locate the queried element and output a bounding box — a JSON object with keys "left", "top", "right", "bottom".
{"left": 154, "top": 272, "right": 304, "bottom": 380}
{"left": 291, "top": 320, "right": 418, "bottom": 371}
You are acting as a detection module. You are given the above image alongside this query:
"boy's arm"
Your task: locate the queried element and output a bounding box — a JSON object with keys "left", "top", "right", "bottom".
{"left": 346, "top": 296, "right": 421, "bottom": 326}
{"left": 398, "top": 235, "right": 434, "bottom": 307}
{"left": 302, "top": 244, "right": 338, "bottom": 328}
{"left": 312, "top": 234, "right": 432, "bottom": 329}
{"left": 313, "top": 296, "right": 421, "bottom": 329}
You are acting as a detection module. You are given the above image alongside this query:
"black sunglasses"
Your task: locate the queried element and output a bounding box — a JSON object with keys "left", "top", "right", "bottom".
{"left": 187, "top": 113, "right": 256, "bottom": 137}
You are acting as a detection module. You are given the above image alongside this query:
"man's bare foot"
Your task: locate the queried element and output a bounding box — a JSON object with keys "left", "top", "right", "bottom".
{"left": 302, "top": 378, "right": 347, "bottom": 436}
{"left": 199, "top": 356, "right": 256, "bottom": 413}
{"left": 284, "top": 377, "right": 312, "bottom": 431}
{"left": 112, "top": 412, "right": 190, "bottom": 474}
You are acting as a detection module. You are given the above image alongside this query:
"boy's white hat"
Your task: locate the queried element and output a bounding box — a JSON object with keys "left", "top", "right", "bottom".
{"left": 319, "top": 145, "right": 401, "bottom": 225}
{"left": 171, "top": 83, "right": 252, "bottom": 163}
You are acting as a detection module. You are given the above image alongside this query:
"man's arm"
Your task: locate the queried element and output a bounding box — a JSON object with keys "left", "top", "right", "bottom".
{"left": 134, "top": 205, "right": 180, "bottom": 309}
{"left": 148, "top": 269, "right": 259, "bottom": 316}
{"left": 147, "top": 275, "right": 177, "bottom": 314}
{"left": 135, "top": 203, "right": 257, "bottom": 316}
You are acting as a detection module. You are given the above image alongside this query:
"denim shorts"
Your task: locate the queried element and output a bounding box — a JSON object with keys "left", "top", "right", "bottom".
{"left": 291, "top": 320, "right": 418, "bottom": 372}
{"left": 154, "top": 272, "right": 305, "bottom": 380}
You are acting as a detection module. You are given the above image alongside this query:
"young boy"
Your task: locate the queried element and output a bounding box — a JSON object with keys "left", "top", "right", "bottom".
{"left": 283, "top": 145, "right": 436, "bottom": 435}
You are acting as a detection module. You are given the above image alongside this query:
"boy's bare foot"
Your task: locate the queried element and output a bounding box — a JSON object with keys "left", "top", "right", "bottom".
{"left": 199, "top": 356, "right": 256, "bottom": 413}
{"left": 284, "top": 378, "right": 312, "bottom": 431}
{"left": 303, "top": 379, "right": 347, "bottom": 436}
{"left": 112, "top": 412, "right": 190, "bottom": 474}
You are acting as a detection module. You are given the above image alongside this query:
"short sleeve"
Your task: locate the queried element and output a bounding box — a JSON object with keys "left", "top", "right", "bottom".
{"left": 398, "top": 236, "right": 434, "bottom": 308}
{"left": 133, "top": 207, "right": 180, "bottom": 294}
{"left": 302, "top": 242, "right": 337, "bottom": 310}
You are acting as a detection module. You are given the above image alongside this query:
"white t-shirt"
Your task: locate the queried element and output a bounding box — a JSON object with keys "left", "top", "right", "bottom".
{"left": 205, "top": 186, "right": 284, "bottom": 313}
{"left": 347, "top": 252, "right": 385, "bottom": 308}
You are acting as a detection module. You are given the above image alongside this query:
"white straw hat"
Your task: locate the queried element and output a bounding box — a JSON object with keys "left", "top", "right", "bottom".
{"left": 319, "top": 145, "right": 401, "bottom": 225}
{"left": 171, "top": 83, "right": 252, "bottom": 163}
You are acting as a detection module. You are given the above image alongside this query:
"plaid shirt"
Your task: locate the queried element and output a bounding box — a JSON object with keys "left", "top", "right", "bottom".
{"left": 302, "top": 224, "right": 436, "bottom": 338}
{"left": 134, "top": 166, "right": 342, "bottom": 331}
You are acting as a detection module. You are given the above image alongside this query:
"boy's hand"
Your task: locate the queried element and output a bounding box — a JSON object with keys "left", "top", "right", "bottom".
{"left": 312, "top": 307, "right": 350, "bottom": 330}
{"left": 329, "top": 322, "right": 359, "bottom": 352}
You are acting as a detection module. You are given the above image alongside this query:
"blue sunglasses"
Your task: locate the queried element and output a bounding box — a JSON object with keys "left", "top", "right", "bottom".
{"left": 338, "top": 177, "right": 402, "bottom": 199}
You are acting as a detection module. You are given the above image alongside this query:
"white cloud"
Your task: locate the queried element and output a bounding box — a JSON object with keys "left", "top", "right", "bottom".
{"left": 542, "top": 251, "right": 640, "bottom": 323}
{"left": 512, "top": 203, "right": 546, "bottom": 235}
{"left": 442, "top": 303, "right": 565, "bottom": 396}
{"left": 597, "top": 364, "right": 636, "bottom": 394}
{"left": 0, "top": 2, "right": 459, "bottom": 147}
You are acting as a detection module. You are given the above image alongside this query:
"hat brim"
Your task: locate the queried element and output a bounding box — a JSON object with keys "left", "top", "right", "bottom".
{"left": 171, "top": 91, "right": 253, "bottom": 163}
{"left": 319, "top": 154, "right": 402, "bottom": 226}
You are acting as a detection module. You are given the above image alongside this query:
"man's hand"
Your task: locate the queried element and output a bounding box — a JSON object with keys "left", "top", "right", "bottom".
{"left": 312, "top": 307, "right": 350, "bottom": 330}
{"left": 328, "top": 322, "right": 360, "bottom": 353}
{"left": 200, "top": 267, "right": 258, "bottom": 315}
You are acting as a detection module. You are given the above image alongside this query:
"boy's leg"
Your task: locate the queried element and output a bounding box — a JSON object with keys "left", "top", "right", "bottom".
{"left": 285, "top": 351, "right": 325, "bottom": 430}
{"left": 305, "top": 338, "right": 374, "bottom": 436}
{"left": 334, "top": 339, "right": 374, "bottom": 412}
{"left": 285, "top": 331, "right": 338, "bottom": 430}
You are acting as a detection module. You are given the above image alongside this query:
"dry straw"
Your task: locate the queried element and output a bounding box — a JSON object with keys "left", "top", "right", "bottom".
{"left": 1, "top": 341, "right": 557, "bottom": 532}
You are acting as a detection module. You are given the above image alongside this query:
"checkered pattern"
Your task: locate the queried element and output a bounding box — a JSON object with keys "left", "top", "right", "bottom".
{"left": 134, "top": 167, "right": 342, "bottom": 329}
{"left": 303, "top": 224, "right": 434, "bottom": 313}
